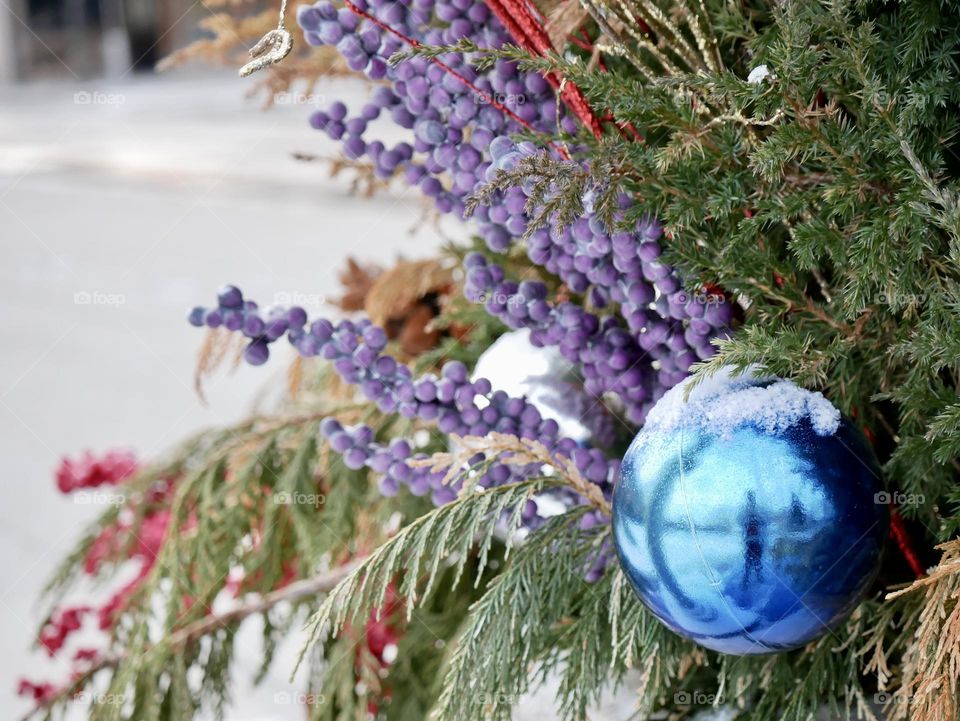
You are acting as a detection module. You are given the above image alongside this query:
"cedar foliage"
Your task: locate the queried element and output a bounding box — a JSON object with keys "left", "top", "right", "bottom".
{"left": 28, "top": 2, "right": 960, "bottom": 721}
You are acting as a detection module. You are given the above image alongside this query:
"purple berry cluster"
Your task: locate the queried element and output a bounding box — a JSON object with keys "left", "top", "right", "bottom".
{"left": 321, "top": 415, "right": 615, "bottom": 532}
{"left": 295, "top": 0, "right": 733, "bottom": 418}
{"left": 461, "top": 251, "right": 733, "bottom": 424}
{"left": 189, "top": 288, "right": 619, "bottom": 520}
{"left": 298, "top": 0, "right": 566, "bottom": 205}
{"left": 463, "top": 253, "right": 661, "bottom": 424}
{"left": 468, "top": 145, "right": 732, "bottom": 394}
{"left": 187, "top": 285, "right": 299, "bottom": 366}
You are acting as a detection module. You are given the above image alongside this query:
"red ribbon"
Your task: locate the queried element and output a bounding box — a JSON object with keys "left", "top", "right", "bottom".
{"left": 482, "top": 0, "right": 604, "bottom": 138}
{"left": 889, "top": 506, "right": 925, "bottom": 579}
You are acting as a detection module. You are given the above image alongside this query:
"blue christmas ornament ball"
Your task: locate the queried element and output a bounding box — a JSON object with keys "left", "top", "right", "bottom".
{"left": 612, "top": 369, "right": 888, "bottom": 655}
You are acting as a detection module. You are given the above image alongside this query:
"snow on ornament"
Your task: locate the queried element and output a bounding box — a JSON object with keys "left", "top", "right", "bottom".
{"left": 612, "top": 367, "right": 888, "bottom": 655}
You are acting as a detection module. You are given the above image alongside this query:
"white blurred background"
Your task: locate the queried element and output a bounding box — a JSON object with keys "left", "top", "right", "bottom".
{"left": 0, "top": 65, "right": 452, "bottom": 719}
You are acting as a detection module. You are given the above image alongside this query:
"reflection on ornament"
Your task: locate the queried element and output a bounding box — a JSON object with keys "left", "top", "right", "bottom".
{"left": 612, "top": 368, "right": 888, "bottom": 655}
{"left": 473, "top": 328, "right": 614, "bottom": 446}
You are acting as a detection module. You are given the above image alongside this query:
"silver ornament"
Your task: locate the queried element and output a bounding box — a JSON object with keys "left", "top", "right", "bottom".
{"left": 473, "top": 328, "right": 606, "bottom": 445}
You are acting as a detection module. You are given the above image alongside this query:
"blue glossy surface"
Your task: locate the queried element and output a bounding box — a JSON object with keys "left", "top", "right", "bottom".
{"left": 612, "top": 418, "right": 888, "bottom": 655}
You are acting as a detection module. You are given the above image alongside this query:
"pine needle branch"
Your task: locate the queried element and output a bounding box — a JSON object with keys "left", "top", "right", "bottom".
{"left": 19, "top": 561, "right": 361, "bottom": 721}
{"left": 294, "top": 478, "right": 549, "bottom": 677}
{"left": 410, "top": 432, "right": 612, "bottom": 515}
{"left": 886, "top": 539, "right": 960, "bottom": 721}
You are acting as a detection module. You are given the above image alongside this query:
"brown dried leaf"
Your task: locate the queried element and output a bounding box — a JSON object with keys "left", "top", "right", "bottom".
{"left": 158, "top": 9, "right": 284, "bottom": 71}
{"left": 158, "top": 5, "right": 353, "bottom": 107}
{"left": 364, "top": 258, "right": 453, "bottom": 326}
{"left": 545, "top": 0, "right": 590, "bottom": 52}
{"left": 396, "top": 303, "right": 441, "bottom": 355}
{"left": 336, "top": 257, "right": 382, "bottom": 311}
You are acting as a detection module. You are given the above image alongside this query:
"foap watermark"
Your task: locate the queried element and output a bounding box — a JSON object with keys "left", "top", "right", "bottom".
{"left": 474, "top": 692, "right": 518, "bottom": 706}
{"left": 873, "top": 290, "right": 929, "bottom": 308}
{"left": 74, "top": 490, "right": 125, "bottom": 507}
{"left": 675, "top": 290, "right": 725, "bottom": 306}
{"left": 274, "top": 291, "right": 326, "bottom": 309}
{"left": 72, "top": 691, "right": 126, "bottom": 706}
{"left": 273, "top": 491, "right": 326, "bottom": 507}
{"left": 875, "top": 490, "right": 925, "bottom": 508}
{"left": 674, "top": 690, "right": 724, "bottom": 706}
{"left": 873, "top": 689, "right": 911, "bottom": 705}
{"left": 274, "top": 91, "right": 326, "bottom": 105}
{"left": 476, "top": 91, "right": 526, "bottom": 107}
{"left": 273, "top": 691, "right": 326, "bottom": 706}
{"left": 74, "top": 290, "right": 126, "bottom": 308}
{"left": 74, "top": 91, "right": 126, "bottom": 107}
{"left": 865, "top": 88, "right": 902, "bottom": 111}
{"left": 475, "top": 290, "right": 525, "bottom": 306}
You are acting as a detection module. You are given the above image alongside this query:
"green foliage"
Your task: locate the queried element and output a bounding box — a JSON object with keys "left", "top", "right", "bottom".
{"left": 298, "top": 478, "right": 544, "bottom": 653}
{"left": 433, "top": 517, "right": 669, "bottom": 721}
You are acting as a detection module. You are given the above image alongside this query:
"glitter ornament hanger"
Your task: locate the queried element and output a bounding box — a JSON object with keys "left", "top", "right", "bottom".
{"left": 239, "top": 0, "right": 293, "bottom": 78}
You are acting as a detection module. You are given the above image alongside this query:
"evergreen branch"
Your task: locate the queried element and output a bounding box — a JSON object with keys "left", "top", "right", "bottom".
{"left": 410, "top": 432, "right": 612, "bottom": 515}
{"left": 433, "top": 520, "right": 691, "bottom": 721}
{"left": 900, "top": 140, "right": 960, "bottom": 250}
{"left": 886, "top": 539, "right": 960, "bottom": 721}
{"left": 925, "top": 403, "right": 960, "bottom": 466}
{"left": 690, "top": 325, "right": 842, "bottom": 391}
{"left": 721, "top": 610, "right": 880, "bottom": 721}
{"left": 294, "top": 479, "right": 549, "bottom": 676}
{"left": 19, "top": 561, "right": 361, "bottom": 721}
{"left": 433, "top": 513, "right": 607, "bottom": 721}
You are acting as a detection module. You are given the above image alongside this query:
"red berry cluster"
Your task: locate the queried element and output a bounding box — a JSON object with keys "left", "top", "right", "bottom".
{"left": 94, "top": 509, "right": 171, "bottom": 629}
{"left": 55, "top": 449, "right": 139, "bottom": 494}
{"left": 38, "top": 606, "right": 91, "bottom": 656}
{"left": 19, "top": 450, "right": 174, "bottom": 712}
{"left": 365, "top": 588, "right": 401, "bottom": 665}
{"left": 17, "top": 680, "right": 57, "bottom": 705}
